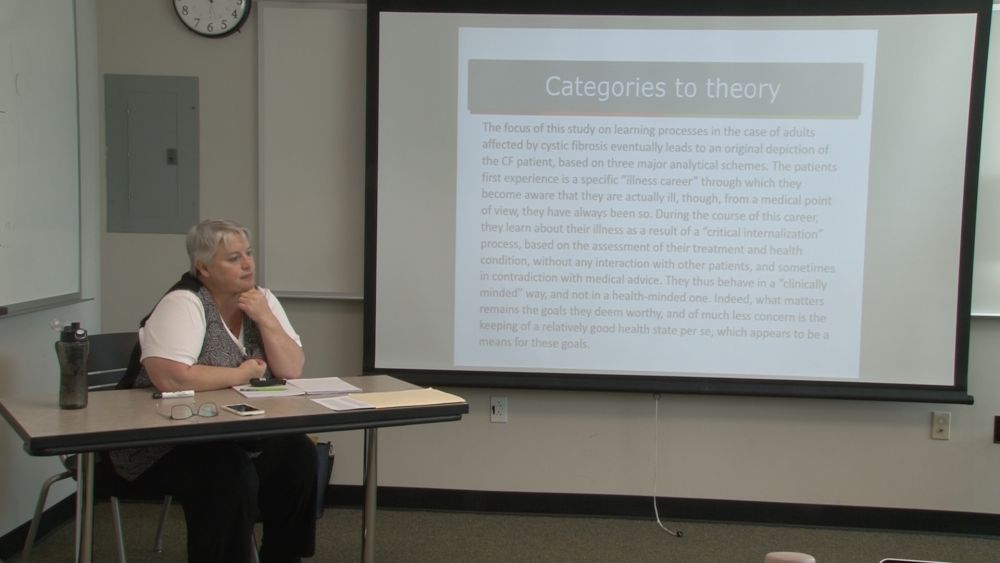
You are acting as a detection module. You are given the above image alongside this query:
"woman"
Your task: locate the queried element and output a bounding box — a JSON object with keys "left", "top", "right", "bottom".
{"left": 109, "top": 219, "right": 317, "bottom": 563}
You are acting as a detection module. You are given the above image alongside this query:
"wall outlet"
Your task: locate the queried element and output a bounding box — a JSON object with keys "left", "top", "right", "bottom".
{"left": 490, "top": 396, "right": 508, "bottom": 423}
{"left": 931, "top": 411, "right": 951, "bottom": 440}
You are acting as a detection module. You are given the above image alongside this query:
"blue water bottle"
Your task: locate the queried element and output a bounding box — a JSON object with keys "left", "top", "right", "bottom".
{"left": 56, "top": 322, "right": 89, "bottom": 409}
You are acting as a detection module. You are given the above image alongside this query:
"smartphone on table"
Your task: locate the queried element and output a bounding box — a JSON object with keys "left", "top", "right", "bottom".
{"left": 222, "top": 403, "right": 265, "bottom": 416}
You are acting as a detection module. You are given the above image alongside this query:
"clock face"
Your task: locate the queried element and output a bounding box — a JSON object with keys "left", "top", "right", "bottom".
{"left": 174, "top": 0, "right": 252, "bottom": 38}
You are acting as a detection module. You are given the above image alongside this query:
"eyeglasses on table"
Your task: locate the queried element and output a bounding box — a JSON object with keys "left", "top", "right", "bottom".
{"left": 168, "top": 402, "right": 219, "bottom": 420}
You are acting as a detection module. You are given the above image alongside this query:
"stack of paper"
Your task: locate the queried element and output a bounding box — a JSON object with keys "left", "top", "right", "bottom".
{"left": 233, "top": 376, "right": 361, "bottom": 398}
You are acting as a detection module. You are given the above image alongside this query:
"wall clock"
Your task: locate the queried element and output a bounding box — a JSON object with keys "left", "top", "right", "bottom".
{"left": 174, "top": 0, "right": 251, "bottom": 38}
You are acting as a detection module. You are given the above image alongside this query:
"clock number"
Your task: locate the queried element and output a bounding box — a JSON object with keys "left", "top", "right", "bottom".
{"left": 207, "top": 22, "right": 214, "bottom": 33}
{"left": 181, "top": 6, "right": 189, "bottom": 16}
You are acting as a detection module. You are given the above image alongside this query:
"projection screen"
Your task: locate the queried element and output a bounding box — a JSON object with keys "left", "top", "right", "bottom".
{"left": 364, "top": 0, "right": 992, "bottom": 403}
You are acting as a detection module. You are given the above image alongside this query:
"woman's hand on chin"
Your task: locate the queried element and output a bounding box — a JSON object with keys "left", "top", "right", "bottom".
{"left": 238, "top": 288, "right": 274, "bottom": 325}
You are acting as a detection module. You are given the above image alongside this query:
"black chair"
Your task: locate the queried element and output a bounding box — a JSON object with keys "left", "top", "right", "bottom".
{"left": 22, "top": 332, "right": 173, "bottom": 563}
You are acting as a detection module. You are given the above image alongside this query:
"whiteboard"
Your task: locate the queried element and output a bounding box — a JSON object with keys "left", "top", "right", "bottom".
{"left": 258, "top": 1, "right": 366, "bottom": 299}
{"left": 0, "top": 0, "right": 81, "bottom": 316}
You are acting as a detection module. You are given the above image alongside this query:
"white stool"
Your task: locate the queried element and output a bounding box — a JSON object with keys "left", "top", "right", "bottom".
{"left": 765, "top": 552, "right": 817, "bottom": 563}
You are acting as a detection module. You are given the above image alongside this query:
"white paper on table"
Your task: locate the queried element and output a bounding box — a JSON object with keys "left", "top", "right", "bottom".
{"left": 286, "top": 376, "right": 362, "bottom": 395}
{"left": 232, "top": 384, "right": 306, "bottom": 398}
{"left": 312, "top": 395, "right": 375, "bottom": 411}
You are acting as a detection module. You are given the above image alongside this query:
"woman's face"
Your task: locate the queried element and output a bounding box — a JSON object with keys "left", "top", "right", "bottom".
{"left": 197, "top": 233, "right": 256, "bottom": 296}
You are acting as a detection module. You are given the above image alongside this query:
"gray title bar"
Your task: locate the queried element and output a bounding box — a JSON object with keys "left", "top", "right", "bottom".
{"left": 468, "top": 60, "right": 863, "bottom": 118}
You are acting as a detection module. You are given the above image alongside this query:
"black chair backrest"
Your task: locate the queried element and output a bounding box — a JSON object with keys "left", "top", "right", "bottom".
{"left": 86, "top": 332, "right": 139, "bottom": 391}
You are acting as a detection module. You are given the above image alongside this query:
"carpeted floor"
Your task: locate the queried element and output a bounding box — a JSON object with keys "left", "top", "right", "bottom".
{"left": 13, "top": 501, "right": 1000, "bottom": 562}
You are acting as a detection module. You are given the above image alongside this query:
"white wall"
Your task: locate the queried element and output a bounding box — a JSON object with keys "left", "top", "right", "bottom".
{"left": 0, "top": 0, "right": 101, "bottom": 537}
{"left": 80, "top": 0, "right": 1000, "bottom": 531}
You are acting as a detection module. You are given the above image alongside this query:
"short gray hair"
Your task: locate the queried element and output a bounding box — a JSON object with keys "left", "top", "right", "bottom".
{"left": 186, "top": 219, "right": 252, "bottom": 276}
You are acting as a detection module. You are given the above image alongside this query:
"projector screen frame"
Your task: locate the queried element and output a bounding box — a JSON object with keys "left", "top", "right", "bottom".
{"left": 363, "top": 0, "right": 991, "bottom": 404}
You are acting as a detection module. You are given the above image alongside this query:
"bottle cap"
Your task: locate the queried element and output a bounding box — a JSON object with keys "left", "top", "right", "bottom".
{"left": 60, "top": 322, "right": 88, "bottom": 343}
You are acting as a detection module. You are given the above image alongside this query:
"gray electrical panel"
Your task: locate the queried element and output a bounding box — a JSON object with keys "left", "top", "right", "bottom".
{"left": 105, "top": 74, "right": 198, "bottom": 233}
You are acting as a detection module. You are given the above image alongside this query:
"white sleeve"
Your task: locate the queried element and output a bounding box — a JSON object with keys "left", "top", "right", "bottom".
{"left": 263, "top": 288, "right": 302, "bottom": 347}
{"left": 138, "top": 290, "right": 206, "bottom": 366}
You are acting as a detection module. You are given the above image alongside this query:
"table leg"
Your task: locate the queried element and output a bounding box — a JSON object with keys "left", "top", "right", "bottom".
{"left": 76, "top": 452, "right": 95, "bottom": 563}
{"left": 362, "top": 428, "right": 378, "bottom": 563}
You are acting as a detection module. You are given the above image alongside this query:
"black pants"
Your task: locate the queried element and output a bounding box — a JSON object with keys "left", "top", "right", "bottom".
{"left": 127, "top": 434, "right": 317, "bottom": 563}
